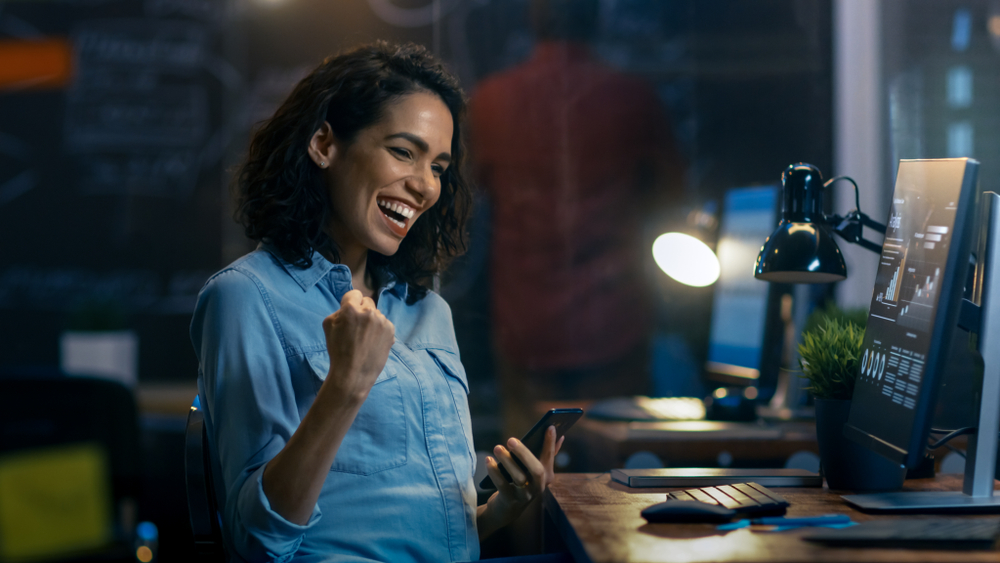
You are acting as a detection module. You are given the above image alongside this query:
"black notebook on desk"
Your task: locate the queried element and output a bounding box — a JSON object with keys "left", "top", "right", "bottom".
{"left": 611, "top": 468, "right": 822, "bottom": 488}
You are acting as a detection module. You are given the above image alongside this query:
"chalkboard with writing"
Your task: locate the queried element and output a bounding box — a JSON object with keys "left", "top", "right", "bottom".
{"left": 0, "top": 0, "right": 232, "bottom": 382}
{"left": 0, "top": 0, "right": 834, "bottom": 391}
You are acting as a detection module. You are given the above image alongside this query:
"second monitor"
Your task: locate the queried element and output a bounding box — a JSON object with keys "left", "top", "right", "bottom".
{"left": 705, "top": 185, "right": 785, "bottom": 394}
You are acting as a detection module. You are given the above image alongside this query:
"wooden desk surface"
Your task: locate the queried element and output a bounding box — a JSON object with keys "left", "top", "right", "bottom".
{"left": 136, "top": 382, "right": 198, "bottom": 416}
{"left": 564, "top": 417, "right": 819, "bottom": 471}
{"left": 536, "top": 401, "right": 820, "bottom": 471}
{"left": 544, "top": 473, "right": 1000, "bottom": 563}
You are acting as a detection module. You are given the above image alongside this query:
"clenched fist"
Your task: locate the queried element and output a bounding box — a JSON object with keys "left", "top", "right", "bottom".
{"left": 321, "top": 290, "right": 395, "bottom": 404}
{"left": 261, "top": 290, "right": 396, "bottom": 525}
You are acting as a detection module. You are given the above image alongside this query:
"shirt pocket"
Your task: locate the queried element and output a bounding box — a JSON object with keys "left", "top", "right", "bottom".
{"left": 425, "top": 348, "right": 476, "bottom": 465}
{"left": 305, "top": 351, "right": 408, "bottom": 475}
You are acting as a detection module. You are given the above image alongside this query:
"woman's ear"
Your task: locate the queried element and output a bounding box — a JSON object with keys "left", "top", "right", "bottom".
{"left": 308, "top": 122, "right": 337, "bottom": 170}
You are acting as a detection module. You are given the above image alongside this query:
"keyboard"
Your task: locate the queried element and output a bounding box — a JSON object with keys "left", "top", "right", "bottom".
{"left": 666, "top": 482, "right": 789, "bottom": 517}
{"left": 804, "top": 518, "right": 1000, "bottom": 549}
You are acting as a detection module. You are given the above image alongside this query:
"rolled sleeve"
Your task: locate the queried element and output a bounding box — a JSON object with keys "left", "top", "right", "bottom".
{"left": 231, "top": 464, "right": 321, "bottom": 562}
{"left": 192, "top": 267, "right": 320, "bottom": 562}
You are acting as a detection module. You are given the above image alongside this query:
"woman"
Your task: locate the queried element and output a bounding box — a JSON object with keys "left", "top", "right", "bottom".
{"left": 191, "top": 42, "right": 562, "bottom": 562}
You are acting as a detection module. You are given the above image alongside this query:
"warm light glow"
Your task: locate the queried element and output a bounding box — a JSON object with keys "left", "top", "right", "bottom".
{"left": 136, "top": 546, "right": 153, "bottom": 563}
{"left": 990, "top": 15, "right": 1000, "bottom": 37}
{"left": 652, "top": 233, "right": 721, "bottom": 287}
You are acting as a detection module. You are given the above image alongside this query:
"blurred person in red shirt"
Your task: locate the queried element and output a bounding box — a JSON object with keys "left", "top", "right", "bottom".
{"left": 469, "top": 0, "right": 686, "bottom": 437}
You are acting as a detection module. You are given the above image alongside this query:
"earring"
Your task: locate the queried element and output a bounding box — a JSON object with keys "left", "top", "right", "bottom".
{"left": 319, "top": 161, "right": 327, "bottom": 168}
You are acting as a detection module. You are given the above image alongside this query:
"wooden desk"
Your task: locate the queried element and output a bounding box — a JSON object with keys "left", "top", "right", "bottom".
{"left": 534, "top": 402, "right": 819, "bottom": 472}
{"left": 136, "top": 382, "right": 198, "bottom": 416}
{"left": 564, "top": 417, "right": 819, "bottom": 471}
{"left": 543, "top": 473, "right": 1000, "bottom": 563}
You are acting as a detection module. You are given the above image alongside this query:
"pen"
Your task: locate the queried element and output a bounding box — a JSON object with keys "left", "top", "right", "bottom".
{"left": 717, "top": 514, "right": 852, "bottom": 531}
{"left": 750, "top": 514, "right": 851, "bottom": 526}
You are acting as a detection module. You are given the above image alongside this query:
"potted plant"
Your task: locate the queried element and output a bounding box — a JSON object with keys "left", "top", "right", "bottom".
{"left": 799, "top": 312, "right": 906, "bottom": 491}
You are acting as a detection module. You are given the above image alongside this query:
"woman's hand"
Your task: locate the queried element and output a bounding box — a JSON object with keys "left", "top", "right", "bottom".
{"left": 320, "top": 289, "right": 395, "bottom": 405}
{"left": 477, "top": 426, "right": 565, "bottom": 540}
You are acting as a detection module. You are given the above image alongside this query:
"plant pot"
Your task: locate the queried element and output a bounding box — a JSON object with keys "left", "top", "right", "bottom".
{"left": 814, "top": 398, "right": 906, "bottom": 492}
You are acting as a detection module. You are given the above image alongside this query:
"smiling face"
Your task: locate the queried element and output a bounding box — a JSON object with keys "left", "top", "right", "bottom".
{"left": 314, "top": 91, "right": 453, "bottom": 263}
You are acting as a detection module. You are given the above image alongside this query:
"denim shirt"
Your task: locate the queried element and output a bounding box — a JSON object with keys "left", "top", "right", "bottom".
{"left": 190, "top": 246, "right": 479, "bottom": 563}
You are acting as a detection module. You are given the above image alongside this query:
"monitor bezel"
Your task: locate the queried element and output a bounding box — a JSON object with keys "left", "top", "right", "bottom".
{"left": 843, "top": 158, "right": 980, "bottom": 469}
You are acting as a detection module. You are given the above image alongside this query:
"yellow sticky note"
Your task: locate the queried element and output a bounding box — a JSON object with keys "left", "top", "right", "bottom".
{"left": 0, "top": 443, "right": 113, "bottom": 562}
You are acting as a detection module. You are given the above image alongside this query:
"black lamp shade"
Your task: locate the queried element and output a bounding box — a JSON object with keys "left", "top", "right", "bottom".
{"left": 754, "top": 220, "right": 846, "bottom": 283}
{"left": 754, "top": 163, "right": 847, "bottom": 283}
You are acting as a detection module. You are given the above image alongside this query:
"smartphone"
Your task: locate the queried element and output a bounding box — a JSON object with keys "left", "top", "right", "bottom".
{"left": 479, "top": 407, "right": 584, "bottom": 490}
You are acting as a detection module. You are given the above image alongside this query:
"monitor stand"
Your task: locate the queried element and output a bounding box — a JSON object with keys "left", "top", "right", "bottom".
{"left": 843, "top": 191, "right": 1000, "bottom": 513}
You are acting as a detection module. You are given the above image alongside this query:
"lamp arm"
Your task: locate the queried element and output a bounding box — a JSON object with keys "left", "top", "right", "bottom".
{"left": 821, "top": 175, "right": 887, "bottom": 254}
{"left": 832, "top": 226, "right": 884, "bottom": 254}
{"left": 826, "top": 210, "right": 886, "bottom": 254}
{"left": 858, "top": 211, "right": 887, "bottom": 234}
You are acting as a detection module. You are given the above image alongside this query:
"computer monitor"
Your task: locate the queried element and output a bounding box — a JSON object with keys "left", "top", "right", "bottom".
{"left": 841, "top": 158, "right": 1000, "bottom": 512}
{"left": 705, "top": 185, "right": 785, "bottom": 392}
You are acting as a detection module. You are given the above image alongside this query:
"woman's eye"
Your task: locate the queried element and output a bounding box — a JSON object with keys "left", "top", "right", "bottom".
{"left": 432, "top": 164, "right": 446, "bottom": 177}
{"left": 390, "top": 147, "right": 412, "bottom": 159}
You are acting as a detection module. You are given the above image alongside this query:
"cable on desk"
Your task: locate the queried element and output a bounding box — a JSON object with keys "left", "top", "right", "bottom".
{"left": 927, "top": 427, "right": 976, "bottom": 449}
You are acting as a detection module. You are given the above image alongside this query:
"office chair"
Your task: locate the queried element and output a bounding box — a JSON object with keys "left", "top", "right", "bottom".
{"left": 185, "top": 395, "right": 224, "bottom": 561}
{"left": 0, "top": 374, "right": 142, "bottom": 559}
{"left": 0, "top": 374, "right": 142, "bottom": 497}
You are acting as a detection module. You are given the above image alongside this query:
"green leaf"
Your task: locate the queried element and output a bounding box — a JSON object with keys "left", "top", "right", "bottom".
{"left": 797, "top": 316, "right": 865, "bottom": 400}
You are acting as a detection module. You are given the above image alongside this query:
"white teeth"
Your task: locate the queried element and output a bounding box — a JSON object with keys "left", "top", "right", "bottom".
{"left": 377, "top": 199, "right": 408, "bottom": 229}
{"left": 377, "top": 199, "right": 414, "bottom": 220}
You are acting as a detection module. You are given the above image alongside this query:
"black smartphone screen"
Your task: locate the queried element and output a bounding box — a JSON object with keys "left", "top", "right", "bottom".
{"left": 479, "top": 407, "right": 584, "bottom": 490}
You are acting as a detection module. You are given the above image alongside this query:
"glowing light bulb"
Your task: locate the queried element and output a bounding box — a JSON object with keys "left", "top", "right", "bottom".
{"left": 652, "top": 233, "right": 721, "bottom": 287}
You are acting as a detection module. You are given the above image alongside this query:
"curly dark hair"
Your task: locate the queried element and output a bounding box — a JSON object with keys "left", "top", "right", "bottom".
{"left": 233, "top": 41, "right": 471, "bottom": 303}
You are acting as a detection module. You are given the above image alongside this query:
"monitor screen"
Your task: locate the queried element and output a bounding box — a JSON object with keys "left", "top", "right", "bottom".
{"left": 845, "top": 158, "right": 979, "bottom": 468}
{"left": 706, "top": 185, "right": 781, "bottom": 382}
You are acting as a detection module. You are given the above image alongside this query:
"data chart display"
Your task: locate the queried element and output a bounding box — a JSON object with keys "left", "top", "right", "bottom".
{"left": 846, "top": 159, "right": 978, "bottom": 461}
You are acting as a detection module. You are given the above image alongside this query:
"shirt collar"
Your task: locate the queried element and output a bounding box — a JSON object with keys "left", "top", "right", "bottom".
{"left": 382, "top": 278, "right": 408, "bottom": 301}
{"left": 259, "top": 242, "right": 342, "bottom": 292}
{"left": 259, "top": 242, "right": 409, "bottom": 299}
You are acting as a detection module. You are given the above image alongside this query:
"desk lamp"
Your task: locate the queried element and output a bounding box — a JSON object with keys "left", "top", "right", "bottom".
{"left": 653, "top": 204, "right": 721, "bottom": 288}
{"left": 752, "top": 163, "right": 885, "bottom": 421}
{"left": 754, "top": 163, "right": 886, "bottom": 282}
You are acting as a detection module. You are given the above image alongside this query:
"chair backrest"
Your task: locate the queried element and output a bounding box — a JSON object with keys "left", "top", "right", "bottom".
{"left": 0, "top": 375, "right": 141, "bottom": 503}
{"left": 184, "top": 396, "right": 224, "bottom": 560}
{"left": 0, "top": 375, "right": 142, "bottom": 560}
